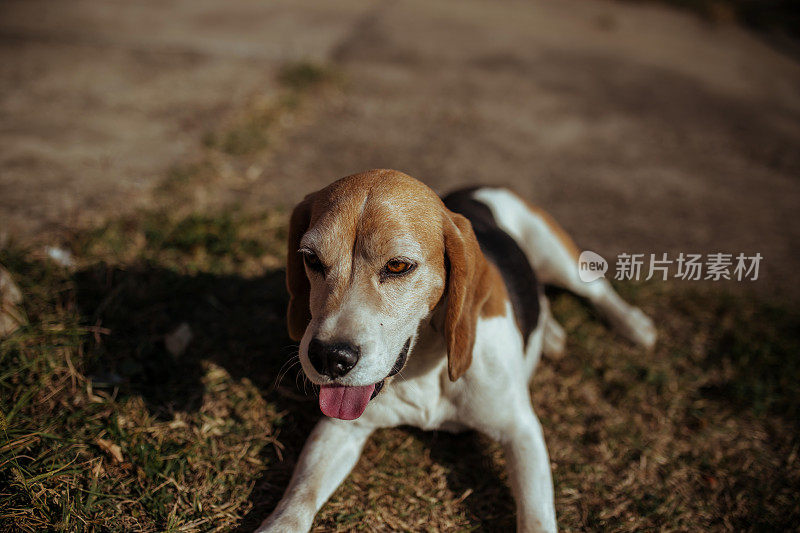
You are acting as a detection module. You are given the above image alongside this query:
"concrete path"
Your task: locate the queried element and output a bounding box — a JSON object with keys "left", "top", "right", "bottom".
{"left": 2, "top": 0, "right": 799, "bottom": 297}
{"left": 0, "top": 0, "right": 367, "bottom": 236}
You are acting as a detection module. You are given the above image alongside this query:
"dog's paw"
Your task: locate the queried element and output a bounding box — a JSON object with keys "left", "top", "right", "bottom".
{"left": 617, "top": 306, "right": 657, "bottom": 350}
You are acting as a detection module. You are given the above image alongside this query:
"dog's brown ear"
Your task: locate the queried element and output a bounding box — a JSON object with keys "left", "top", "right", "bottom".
{"left": 286, "top": 196, "right": 314, "bottom": 341}
{"left": 442, "top": 210, "right": 490, "bottom": 381}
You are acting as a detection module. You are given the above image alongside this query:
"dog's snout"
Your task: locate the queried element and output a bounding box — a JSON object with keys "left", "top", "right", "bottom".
{"left": 308, "top": 339, "right": 361, "bottom": 379}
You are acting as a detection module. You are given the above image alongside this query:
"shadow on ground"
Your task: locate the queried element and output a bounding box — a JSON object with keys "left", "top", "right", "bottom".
{"left": 72, "top": 262, "right": 520, "bottom": 530}
{"left": 69, "top": 259, "right": 800, "bottom": 530}
{"left": 74, "top": 263, "right": 309, "bottom": 527}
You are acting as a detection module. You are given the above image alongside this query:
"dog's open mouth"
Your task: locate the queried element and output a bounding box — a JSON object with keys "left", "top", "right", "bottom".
{"left": 318, "top": 338, "right": 411, "bottom": 420}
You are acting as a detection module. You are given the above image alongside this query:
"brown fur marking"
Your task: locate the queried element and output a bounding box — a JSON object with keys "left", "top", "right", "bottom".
{"left": 442, "top": 211, "right": 507, "bottom": 381}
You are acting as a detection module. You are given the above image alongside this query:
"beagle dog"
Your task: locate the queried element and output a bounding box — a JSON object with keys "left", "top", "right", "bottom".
{"left": 257, "top": 169, "right": 656, "bottom": 532}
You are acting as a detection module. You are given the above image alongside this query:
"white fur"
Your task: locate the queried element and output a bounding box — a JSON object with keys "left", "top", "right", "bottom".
{"left": 257, "top": 187, "right": 657, "bottom": 533}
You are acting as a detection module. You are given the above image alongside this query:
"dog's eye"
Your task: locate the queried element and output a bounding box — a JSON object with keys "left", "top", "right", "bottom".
{"left": 386, "top": 260, "right": 410, "bottom": 273}
{"left": 301, "top": 249, "right": 325, "bottom": 273}
{"left": 381, "top": 258, "right": 416, "bottom": 280}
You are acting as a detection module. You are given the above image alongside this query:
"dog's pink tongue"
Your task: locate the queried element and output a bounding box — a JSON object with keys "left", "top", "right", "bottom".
{"left": 319, "top": 384, "right": 375, "bottom": 420}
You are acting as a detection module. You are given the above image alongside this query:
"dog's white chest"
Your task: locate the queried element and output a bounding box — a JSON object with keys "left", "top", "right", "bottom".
{"left": 366, "top": 360, "right": 457, "bottom": 430}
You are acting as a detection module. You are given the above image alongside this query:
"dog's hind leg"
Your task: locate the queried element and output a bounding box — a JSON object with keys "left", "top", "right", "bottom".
{"left": 472, "top": 188, "right": 657, "bottom": 349}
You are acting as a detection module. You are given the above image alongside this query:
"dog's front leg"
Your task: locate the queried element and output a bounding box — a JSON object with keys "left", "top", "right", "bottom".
{"left": 255, "top": 418, "right": 373, "bottom": 533}
{"left": 502, "top": 405, "right": 558, "bottom": 533}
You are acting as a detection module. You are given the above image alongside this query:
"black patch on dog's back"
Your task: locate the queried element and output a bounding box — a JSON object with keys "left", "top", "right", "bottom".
{"left": 442, "top": 188, "right": 540, "bottom": 346}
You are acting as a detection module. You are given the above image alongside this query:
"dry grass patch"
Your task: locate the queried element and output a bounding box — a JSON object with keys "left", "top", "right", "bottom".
{"left": 315, "top": 284, "right": 799, "bottom": 531}
{"left": 1, "top": 209, "right": 798, "bottom": 531}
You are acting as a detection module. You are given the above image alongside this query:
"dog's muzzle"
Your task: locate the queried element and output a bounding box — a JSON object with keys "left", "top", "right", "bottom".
{"left": 317, "top": 337, "right": 412, "bottom": 420}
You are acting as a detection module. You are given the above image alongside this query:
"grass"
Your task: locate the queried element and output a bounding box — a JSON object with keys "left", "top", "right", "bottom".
{"left": 277, "top": 62, "right": 341, "bottom": 93}
{"left": 0, "top": 212, "right": 291, "bottom": 532}
{"left": 1, "top": 207, "right": 799, "bottom": 532}
{"left": 201, "top": 61, "right": 339, "bottom": 157}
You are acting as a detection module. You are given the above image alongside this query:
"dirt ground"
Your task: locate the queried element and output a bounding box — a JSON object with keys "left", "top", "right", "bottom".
{"left": 0, "top": 0, "right": 367, "bottom": 235}
{"left": 1, "top": 0, "right": 799, "bottom": 291}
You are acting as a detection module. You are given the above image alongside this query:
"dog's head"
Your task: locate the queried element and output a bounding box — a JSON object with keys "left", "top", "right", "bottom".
{"left": 286, "top": 169, "right": 491, "bottom": 420}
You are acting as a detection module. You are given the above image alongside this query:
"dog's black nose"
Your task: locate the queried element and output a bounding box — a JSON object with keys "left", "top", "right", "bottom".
{"left": 308, "top": 339, "right": 360, "bottom": 378}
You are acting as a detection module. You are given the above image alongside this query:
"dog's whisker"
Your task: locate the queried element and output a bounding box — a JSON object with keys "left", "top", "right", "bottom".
{"left": 292, "top": 367, "right": 315, "bottom": 398}
{"left": 276, "top": 360, "right": 301, "bottom": 389}
{"left": 294, "top": 367, "right": 304, "bottom": 392}
{"left": 394, "top": 369, "right": 423, "bottom": 396}
{"left": 276, "top": 353, "right": 299, "bottom": 378}
{"left": 274, "top": 354, "right": 301, "bottom": 390}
